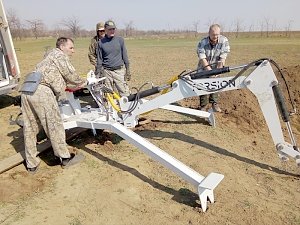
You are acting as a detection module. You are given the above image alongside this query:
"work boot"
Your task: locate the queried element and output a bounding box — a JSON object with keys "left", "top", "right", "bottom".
{"left": 27, "top": 162, "right": 40, "bottom": 175}
{"left": 27, "top": 166, "right": 39, "bottom": 174}
{"left": 61, "top": 153, "right": 85, "bottom": 168}
{"left": 212, "top": 103, "right": 222, "bottom": 112}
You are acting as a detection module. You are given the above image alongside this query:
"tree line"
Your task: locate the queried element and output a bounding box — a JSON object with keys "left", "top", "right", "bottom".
{"left": 7, "top": 9, "right": 296, "bottom": 40}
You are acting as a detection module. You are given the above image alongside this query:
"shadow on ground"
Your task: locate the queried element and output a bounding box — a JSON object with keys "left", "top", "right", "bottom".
{"left": 81, "top": 144, "right": 202, "bottom": 209}
{"left": 136, "top": 129, "right": 300, "bottom": 177}
{"left": 0, "top": 95, "right": 18, "bottom": 109}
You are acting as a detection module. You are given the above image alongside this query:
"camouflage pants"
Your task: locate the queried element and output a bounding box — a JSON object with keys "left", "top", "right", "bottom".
{"left": 200, "top": 93, "right": 219, "bottom": 107}
{"left": 103, "top": 67, "right": 129, "bottom": 96}
{"left": 21, "top": 85, "right": 70, "bottom": 169}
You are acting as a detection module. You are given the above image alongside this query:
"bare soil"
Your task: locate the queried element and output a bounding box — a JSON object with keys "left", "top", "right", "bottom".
{"left": 0, "top": 64, "right": 300, "bottom": 225}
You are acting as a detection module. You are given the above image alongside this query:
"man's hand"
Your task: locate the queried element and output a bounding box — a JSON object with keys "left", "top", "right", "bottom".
{"left": 125, "top": 68, "right": 131, "bottom": 81}
{"left": 78, "top": 80, "right": 88, "bottom": 88}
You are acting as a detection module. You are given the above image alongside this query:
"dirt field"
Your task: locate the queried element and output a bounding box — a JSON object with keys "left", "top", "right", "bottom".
{"left": 0, "top": 37, "right": 300, "bottom": 225}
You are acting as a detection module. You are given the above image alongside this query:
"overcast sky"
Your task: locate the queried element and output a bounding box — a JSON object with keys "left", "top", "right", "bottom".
{"left": 3, "top": 0, "right": 300, "bottom": 32}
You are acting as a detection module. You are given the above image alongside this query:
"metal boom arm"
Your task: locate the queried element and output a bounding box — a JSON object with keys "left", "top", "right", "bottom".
{"left": 118, "top": 60, "right": 300, "bottom": 166}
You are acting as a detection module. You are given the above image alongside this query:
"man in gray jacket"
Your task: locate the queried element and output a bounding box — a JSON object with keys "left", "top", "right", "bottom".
{"left": 197, "top": 24, "right": 230, "bottom": 112}
{"left": 96, "top": 20, "right": 130, "bottom": 96}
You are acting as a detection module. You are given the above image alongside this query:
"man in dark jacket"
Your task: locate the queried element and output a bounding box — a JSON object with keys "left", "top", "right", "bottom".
{"left": 96, "top": 20, "right": 130, "bottom": 96}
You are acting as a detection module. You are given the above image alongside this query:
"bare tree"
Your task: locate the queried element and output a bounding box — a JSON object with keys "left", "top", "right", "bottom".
{"left": 26, "top": 19, "right": 44, "bottom": 39}
{"left": 124, "top": 21, "right": 134, "bottom": 37}
{"left": 284, "top": 20, "right": 293, "bottom": 37}
{"left": 228, "top": 21, "right": 234, "bottom": 35}
{"left": 233, "top": 18, "right": 243, "bottom": 38}
{"left": 49, "top": 23, "right": 68, "bottom": 38}
{"left": 204, "top": 18, "right": 218, "bottom": 32}
{"left": 248, "top": 23, "right": 254, "bottom": 33}
{"left": 258, "top": 19, "right": 264, "bottom": 37}
{"left": 193, "top": 20, "right": 200, "bottom": 37}
{"left": 271, "top": 19, "right": 277, "bottom": 33}
{"left": 264, "top": 17, "right": 271, "bottom": 38}
{"left": 61, "top": 16, "right": 81, "bottom": 38}
{"left": 6, "top": 8, "right": 23, "bottom": 40}
{"left": 218, "top": 21, "right": 227, "bottom": 33}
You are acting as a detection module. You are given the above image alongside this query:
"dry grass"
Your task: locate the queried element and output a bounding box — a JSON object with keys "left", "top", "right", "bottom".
{"left": 2, "top": 36, "right": 299, "bottom": 225}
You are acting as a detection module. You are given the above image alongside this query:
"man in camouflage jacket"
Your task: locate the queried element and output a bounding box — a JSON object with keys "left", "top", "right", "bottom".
{"left": 21, "top": 37, "right": 86, "bottom": 173}
{"left": 88, "top": 22, "right": 105, "bottom": 69}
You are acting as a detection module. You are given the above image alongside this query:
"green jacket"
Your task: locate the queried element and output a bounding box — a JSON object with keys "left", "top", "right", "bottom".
{"left": 88, "top": 35, "right": 99, "bottom": 66}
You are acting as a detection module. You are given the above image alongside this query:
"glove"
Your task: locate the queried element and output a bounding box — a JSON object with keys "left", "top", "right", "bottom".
{"left": 125, "top": 68, "right": 131, "bottom": 81}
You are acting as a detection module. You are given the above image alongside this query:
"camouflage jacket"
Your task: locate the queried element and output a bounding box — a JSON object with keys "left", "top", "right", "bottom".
{"left": 37, "top": 48, "right": 85, "bottom": 100}
{"left": 88, "top": 35, "right": 99, "bottom": 66}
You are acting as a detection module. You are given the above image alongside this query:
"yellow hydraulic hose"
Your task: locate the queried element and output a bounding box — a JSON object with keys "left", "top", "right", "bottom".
{"left": 112, "top": 92, "right": 121, "bottom": 100}
{"left": 106, "top": 73, "right": 180, "bottom": 114}
{"left": 160, "top": 74, "right": 179, "bottom": 94}
{"left": 106, "top": 93, "right": 121, "bottom": 112}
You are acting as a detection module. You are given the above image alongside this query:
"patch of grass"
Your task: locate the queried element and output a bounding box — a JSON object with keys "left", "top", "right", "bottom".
{"left": 1, "top": 210, "right": 25, "bottom": 225}
{"left": 84, "top": 158, "right": 101, "bottom": 169}
{"left": 13, "top": 36, "right": 300, "bottom": 84}
{"left": 116, "top": 188, "right": 125, "bottom": 193}
{"left": 69, "top": 217, "right": 82, "bottom": 225}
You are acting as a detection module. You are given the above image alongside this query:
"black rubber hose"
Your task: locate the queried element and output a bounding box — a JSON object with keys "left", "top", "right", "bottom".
{"left": 272, "top": 84, "right": 290, "bottom": 122}
{"left": 190, "top": 67, "right": 230, "bottom": 79}
{"left": 127, "top": 86, "right": 160, "bottom": 102}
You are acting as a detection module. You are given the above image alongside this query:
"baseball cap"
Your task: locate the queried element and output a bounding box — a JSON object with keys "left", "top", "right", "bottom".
{"left": 105, "top": 20, "right": 116, "bottom": 29}
{"left": 96, "top": 22, "right": 105, "bottom": 31}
